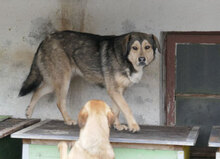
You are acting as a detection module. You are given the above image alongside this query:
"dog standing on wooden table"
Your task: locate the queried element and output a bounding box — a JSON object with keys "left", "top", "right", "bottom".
{"left": 19, "top": 31, "right": 161, "bottom": 132}
{"left": 58, "top": 100, "right": 115, "bottom": 159}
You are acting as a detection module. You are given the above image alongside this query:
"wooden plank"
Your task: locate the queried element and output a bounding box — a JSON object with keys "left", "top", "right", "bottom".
{"left": 0, "top": 118, "right": 40, "bottom": 138}
{"left": 216, "top": 148, "right": 220, "bottom": 159}
{"left": 216, "top": 152, "right": 220, "bottom": 159}
{"left": 110, "top": 125, "right": 198, "bottom": 146}
{"left": 209, "top": 126, "right": 220, "bottom": 147}
{"left": 176, "top": 93, "right": 220, "bottom": 99}
{"left": 27, "top": 144, "right": 181, "bottom": 159}
{"left": 11, "top": 120, "right": 77, "bottom": 141}
{"left": 114, "top": 148, "right": 180, "bottom": 159}
{"left": 190, "top": 147, "right": 216, "bottom": 158}
{"left": 24, "top": 139, "right": 185, "bottom": 151}
{"left": 11, "top": 120, "right": 51, "bottom": 139}
{"left": 0, "top": 115, "right": 11, "bottom": 122}
{"left": 12, "top": 120, "right": 199, "bottom": 146}
{"left": 29, "top": 144, "right": 60, "bottom": 159}
{"left": 186, "top": 126, "right": 200, "bottom": 145}
{"left": 22, "top": 144, "right": 29, "bottom": 159}
{"left": 183, "top": 146, "right": 190, "bottom": 159}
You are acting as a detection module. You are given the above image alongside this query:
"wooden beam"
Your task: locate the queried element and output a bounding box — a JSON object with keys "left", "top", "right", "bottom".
{"left": 176, "top": 93, "right": 220, "bottom": 99}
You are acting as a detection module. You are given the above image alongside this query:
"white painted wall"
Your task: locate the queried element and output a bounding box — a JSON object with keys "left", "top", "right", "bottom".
{"left": 1, "top": 0, "right": 220, "bottom": 125}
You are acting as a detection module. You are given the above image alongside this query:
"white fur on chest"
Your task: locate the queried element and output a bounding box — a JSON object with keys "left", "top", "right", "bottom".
{"left": 114, "top": 68, "right": 144, "bottom": 88}
{"left": 127, "top": 69, "right": 143, "bottom": 84}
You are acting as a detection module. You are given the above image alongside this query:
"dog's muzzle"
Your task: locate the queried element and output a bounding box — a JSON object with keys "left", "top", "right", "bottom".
{"left": 138, "top": 57, "right": 146, "bottom": 66}
{"left": 138, "top": 62, "right": 146, "bottom": 66}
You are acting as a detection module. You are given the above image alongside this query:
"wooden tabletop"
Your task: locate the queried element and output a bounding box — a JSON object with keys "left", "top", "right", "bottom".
{"left": 209, "top": 126, "right": 220, "bottom": 147}
{"left": 0, "top": 118, "right": 40, "bottom": 138}
{"left": 11, "top": 120, "right": 199, "bottom": 146}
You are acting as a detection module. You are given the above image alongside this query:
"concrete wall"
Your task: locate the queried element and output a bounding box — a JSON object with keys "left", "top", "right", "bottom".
{"left": 1, "top": 0, "right": 220, "bottom": 125}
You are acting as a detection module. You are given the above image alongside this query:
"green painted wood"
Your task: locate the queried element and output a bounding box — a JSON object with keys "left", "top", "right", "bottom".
{"left": 114, "top": 148, "right": 178, "bottom": 159}
{"left": 0, "top": 136, "right": 22, "bottom": 159}
{"left": 29, "top": 145, "right": 60, "bottom": 159}
{"left": 0, "top": 115, "right": 11, "bottom": 122}
{"left": 29, "top": 144, "right": 179, "bottom": 159}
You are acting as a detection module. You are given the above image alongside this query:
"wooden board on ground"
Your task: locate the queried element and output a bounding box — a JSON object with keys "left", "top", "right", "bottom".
{"left": 0, "top": 118, "right": 40, "bottom": 138}
{"left": 12, "top": 119, "right": 199, "bottom": 146}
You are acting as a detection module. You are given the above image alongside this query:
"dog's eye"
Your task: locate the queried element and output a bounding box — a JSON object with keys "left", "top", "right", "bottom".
{"left": 132, "top": 46, "right": 138, "bottom": 50}
{"left": 145, "top": 46, "right": 150, "bottom": 50}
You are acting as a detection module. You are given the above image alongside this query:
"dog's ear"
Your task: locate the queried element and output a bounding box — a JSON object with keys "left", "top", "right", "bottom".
{"left": 107, "top": 109, "right": 115, "bottom": 127}
{"left": 151, "top": 34, "right": 161, "bottom": 53}
{"left": 78, "top": 107, "right": 88, "bottom": 128}
{"left": 122, "top": 34, "right": 131, "bottom": 57}
{"left": 115, "top": 34, "right": 131, "bottom": 57}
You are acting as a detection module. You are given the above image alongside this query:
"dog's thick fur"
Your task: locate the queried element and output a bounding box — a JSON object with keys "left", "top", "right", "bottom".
{"left": 19, "top": 31, "right": 160, "bottom": 132}
{"left": 58, "top": 100, "right": 115, "bottom": 159}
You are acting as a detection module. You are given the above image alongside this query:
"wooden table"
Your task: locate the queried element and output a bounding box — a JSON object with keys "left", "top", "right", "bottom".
{"left": 0, "top": 116, "right": 40, "bottom": 159}
{"left": 12, "top": 120, "right": 199, "bottom": 159}
{"left": 209, "top": 126, "right": 220, "bottom": 159}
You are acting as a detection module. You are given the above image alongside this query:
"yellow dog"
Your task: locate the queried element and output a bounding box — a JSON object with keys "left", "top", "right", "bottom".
{"left": 58, "top": 100, "right": 115, "bottom": 159}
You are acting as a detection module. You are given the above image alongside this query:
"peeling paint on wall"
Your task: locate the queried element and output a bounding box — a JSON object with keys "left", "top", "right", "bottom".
{"left": 136, "top": 115, "right": 145, "bottom": 124}
{"left": 12, "top": 49, "right": 34, "bottom": 68}
{"left": 121, "top": 19, "right": 136, "bottom": 33}
{"left": 47, "top": 94, "right": 55, "bottom": 103}
{"left": 135, "top": 96, "right": 145, "bottom": 105}
{"left": 28, "top": 17, "right": 56, "bottom": 46}
{"left": 60, "top": 1, "right": 74, "bottom": 30}
{"left": 60, "top": 0, "right": 88, "bottom": 31}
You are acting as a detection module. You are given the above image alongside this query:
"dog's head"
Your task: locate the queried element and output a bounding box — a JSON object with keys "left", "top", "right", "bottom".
{"left": 117, "top": 32, "right": 161, "bottom": 70}
{"left": 78, "top": 100, "right": 115, "bottom": 128}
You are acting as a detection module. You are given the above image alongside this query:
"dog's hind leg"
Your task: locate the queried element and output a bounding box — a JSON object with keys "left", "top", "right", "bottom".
{"left": 58, "top": 142, "right": 68, "bottom": 159}
{"left": 55, "top": 74, "right": 77, "bottom": 125}
{"left": 26, "top": 82, "right": 53, "bottom": 118}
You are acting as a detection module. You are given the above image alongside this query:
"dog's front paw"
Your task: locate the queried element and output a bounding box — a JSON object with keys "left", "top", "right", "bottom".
{"left": 64, "top": 119, "right": 77, "bottom": 125}
{"left": 25, "top": 106, "right": 32, "bottom": 119}
{"left": 114, "top": 124, "right": 128, "bottom": 131}
{"left": 128, "top": 123, "right": 140, "bottom": 133}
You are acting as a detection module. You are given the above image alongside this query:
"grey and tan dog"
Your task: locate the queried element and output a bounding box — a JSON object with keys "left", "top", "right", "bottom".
{"left": 19, "top": 31, "right": 160, "bottom": 132}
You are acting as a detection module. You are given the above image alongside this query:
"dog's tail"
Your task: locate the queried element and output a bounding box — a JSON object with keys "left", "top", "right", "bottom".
{"left": 18, "top": 44, "right": 43, "bottom": 97}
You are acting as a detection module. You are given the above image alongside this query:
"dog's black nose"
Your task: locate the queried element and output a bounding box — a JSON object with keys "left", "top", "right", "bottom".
{"left": 138, "top": 57, "right": 146, "bottom": 62}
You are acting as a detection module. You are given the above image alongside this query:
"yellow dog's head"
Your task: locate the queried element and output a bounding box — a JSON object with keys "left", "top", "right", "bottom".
{"left": 78, "top": 100, "right": 115, "bottom": 128}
